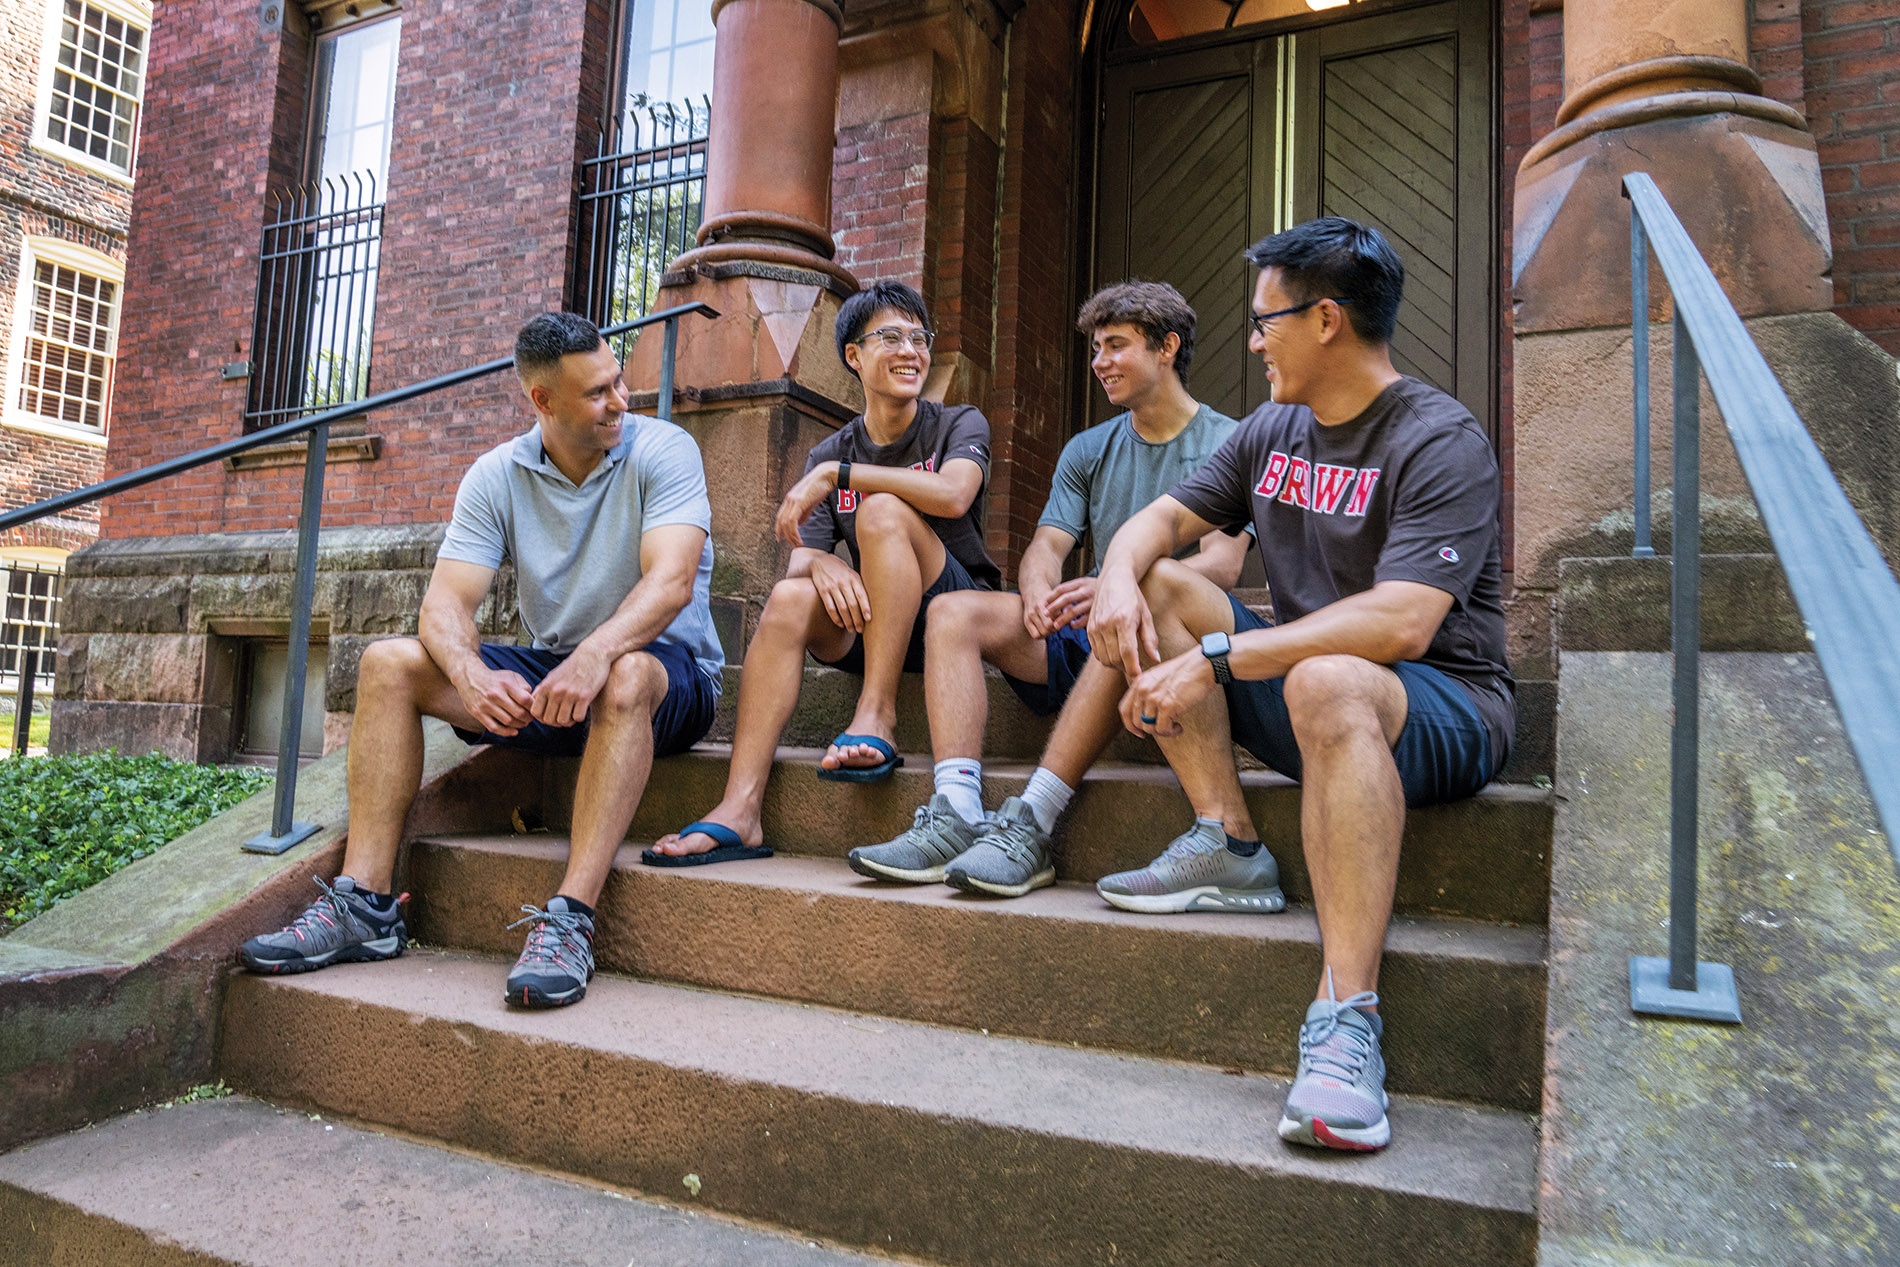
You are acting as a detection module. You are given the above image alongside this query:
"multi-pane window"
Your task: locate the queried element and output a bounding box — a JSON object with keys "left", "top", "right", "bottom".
{"left": 12, "top": 246, "right": 119, "bottom": 434}
{"left": 0, "top": 560, "right": 63, "bottom": 694}
{"left": 619, "top": 0, "right": 714, "bottom": 123}
{"left": 42, "top": 0, "right": 147, "bottom": 176}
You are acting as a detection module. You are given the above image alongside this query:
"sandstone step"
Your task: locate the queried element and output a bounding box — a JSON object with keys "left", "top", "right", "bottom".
{"left": 0, "top": 1095, "right": 891, "bottom": 1266}
{"left": 219, "top": 953, "right": 1539, "bottom": 1267}
{"left": 405, "top": 839, "right": 1546, "bottom": 1112}
{"left": 552, "top": 747, "right": 1553, "bottom": 925}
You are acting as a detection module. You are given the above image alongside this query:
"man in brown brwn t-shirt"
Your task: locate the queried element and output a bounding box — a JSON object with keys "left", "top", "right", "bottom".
{"left": 1089, "top": 218, "right": 1514, "bottom": 1154}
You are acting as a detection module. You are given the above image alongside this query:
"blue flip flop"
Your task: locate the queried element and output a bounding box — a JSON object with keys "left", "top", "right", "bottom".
{"left": 816, "top": 733, "right": 904, "bottom": 783}
{"left": 640, "top": 821, "right": 774, "bottom": 867}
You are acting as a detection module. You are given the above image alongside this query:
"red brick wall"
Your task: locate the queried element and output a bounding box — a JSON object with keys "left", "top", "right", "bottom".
{"left": 0, "top": 0, "right": 134, "bottom": 552}
{"left": 833, "top": 111, "right": 933, "bottom": 294}
{"left": 1791, "top": 0, "right": 1900, "bottom": 355}
{"left": 104, "top": 2, "right": 608, "bottom": 539}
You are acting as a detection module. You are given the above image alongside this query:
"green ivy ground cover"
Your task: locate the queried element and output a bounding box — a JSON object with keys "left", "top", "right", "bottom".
{"left": 0, "top": 753, "right": 273, "bottom": 931}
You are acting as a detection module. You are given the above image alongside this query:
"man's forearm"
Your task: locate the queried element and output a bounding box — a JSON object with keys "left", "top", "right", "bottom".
{"left": 1227, "top": 586, "right": 1445, "bottom": 682}
{"left": 417, "top": 596, "right": 487, "bottom": 690}
{"left": 836, "top": 461, "right": 980, "bottom": 519}
{"left": 1016, "top": 540, "right": 1066, "bottom": 605}
{"left": 569, "top": 570, "right": 695, "bottom": 667}
{"left": 1097, "top": 504, "right": 1179, "bottom": 583}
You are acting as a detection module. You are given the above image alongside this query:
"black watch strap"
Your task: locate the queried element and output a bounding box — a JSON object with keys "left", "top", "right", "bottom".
{"left": 837, "top": 460, "right": 852, "bottom": 491}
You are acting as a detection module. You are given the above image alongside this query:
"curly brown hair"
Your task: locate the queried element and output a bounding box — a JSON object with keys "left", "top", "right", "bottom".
{"left": 1075, "top": 281, "right": 1197, "bottom": 389}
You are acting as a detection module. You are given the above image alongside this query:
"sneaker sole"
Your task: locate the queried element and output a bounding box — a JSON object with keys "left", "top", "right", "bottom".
{"left": 847, "top": 853, "right": 952, "bottom": 884}
{"left": 1277, "top": 1112, "right": 1390, "bottom": 1151}
{"left": 238, "top": 934, "right": 407, "bottom": 974}
{"left": 508, "top": 979, "right": 590, "bottom": 1009}
{"left": 1095, "top": 885, "right": 1286, "bottom": 914}
{"left": 944, "top": 866, "right": 1056, "bottom": 898}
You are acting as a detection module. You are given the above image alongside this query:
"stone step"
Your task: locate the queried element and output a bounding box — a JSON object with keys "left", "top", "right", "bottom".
{"left": 549, "top": 747, "right": 1554, "bottom": 925}
{"left": 406, "top": 840, "right": 1546, "bottom": 1112}
{"left": 0, "top": 1095, "right": 892, "bottom": 1266}
{"left": 219, "top": 953, "right": 1540, "bottom": 1267}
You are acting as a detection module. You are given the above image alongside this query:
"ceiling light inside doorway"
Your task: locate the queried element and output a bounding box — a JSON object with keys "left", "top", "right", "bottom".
{"left": 1306, "top": 0, "right": 1350, "bottom": 8}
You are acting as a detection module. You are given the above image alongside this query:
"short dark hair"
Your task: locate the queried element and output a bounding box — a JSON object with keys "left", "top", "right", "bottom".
{"left": 1076, "top": 281, "right": 1198, "bottom": 388}
{"left": 834, "top": 280, "right": 931, "bottom": 377}
{"left": 514, "top": 312, "right": 604, "bottom": 382}
{"left": 1243, "top": 217, "right": 1404, "bottom": 344}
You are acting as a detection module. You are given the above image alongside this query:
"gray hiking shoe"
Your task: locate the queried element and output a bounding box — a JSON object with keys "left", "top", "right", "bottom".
{"left": 238, "top": 876, "right": 407, "bottom": 974}
{"left": 847, "top": 795, "right": 983, "bottom": 883}
{"left": 1278, "top": 977, "right": 1390, "bottom": 1151}
{"left": 944, "top": 796, "right": 1055, "bottom": 897}
{"left": 1095, "top": 821, "right": 1286, "bottom": 914}
{"left": 505, "top": 897, "right": 595, "bottom": 1009}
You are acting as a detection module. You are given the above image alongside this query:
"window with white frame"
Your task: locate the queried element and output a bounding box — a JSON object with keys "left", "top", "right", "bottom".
{"left": 33, "top": 0, "right": 150, "bottom": 180}
{"left": 6, "top": 238, "right": 123, "bottom": 438}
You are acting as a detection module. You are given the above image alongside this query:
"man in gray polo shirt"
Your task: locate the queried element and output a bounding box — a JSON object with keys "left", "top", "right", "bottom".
{"left": 238, "top": 313, "right": 723, "bottom": 1010}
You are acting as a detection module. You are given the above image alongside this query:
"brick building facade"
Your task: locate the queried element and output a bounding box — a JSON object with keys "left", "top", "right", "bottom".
{"left": 0, "top": 0, "right": 141, "bottom": 558}
{"left": 45, "top": 0, "right": 1900, "bottom": 763}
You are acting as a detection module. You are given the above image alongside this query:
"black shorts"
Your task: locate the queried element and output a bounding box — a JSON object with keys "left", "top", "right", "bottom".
{"left": 1222, "top": 596, "right": 1498, "bottom": 807}
{"left": 1001, "top": 624, "right": 1093, "bottom": 718}
{"left": 815, "top": 550, "right": 984, "bottom": 676}
{"left": 450, "top": 640, "right": 717, "bottom": 759}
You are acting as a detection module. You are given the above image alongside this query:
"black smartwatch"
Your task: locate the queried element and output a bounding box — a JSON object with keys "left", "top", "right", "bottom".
{"left": 837, "top": 460, "right": 852, "bottom": 491}
{"left": 1200, "top": 631, "right": 1232, "bottom": 684}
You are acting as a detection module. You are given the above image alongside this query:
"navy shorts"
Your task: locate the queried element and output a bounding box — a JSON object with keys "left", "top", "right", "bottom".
{"left": 1223, "top": 596, "right": 1497, "bottom": 807}
{"left": 1002, "top": 623, "right": 1094, "bottom": 717}
{"left": 450, "top": 640, "right": 717, "bottom": 759}
{"left": 816, "top": 550, "right": 984, "bottom": 676}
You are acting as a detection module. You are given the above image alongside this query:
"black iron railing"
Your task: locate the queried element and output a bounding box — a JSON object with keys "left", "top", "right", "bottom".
{"left": 0, "top": 301, "right": 718, "bottom": 851}
{"left": 573, "top": 100, "right": 710, "bottom": 363}
{"left": 248, "top": 175, "right": 387, "bottom": 430}
{"left": 1622, "top": 171, "right": 1900, "bottom": 1024}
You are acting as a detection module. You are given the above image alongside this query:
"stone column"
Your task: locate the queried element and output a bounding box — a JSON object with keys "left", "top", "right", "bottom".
{"left": 628, "top": 0, "right": 863, "bottom": 660}
{"left": 1509, "top": 0, "right": 1831, "bottom": 676}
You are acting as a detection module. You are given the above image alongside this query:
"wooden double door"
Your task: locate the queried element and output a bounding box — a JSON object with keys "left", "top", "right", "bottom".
{"left": 1093, "top": 0, "right": 1496, "bottom": 441}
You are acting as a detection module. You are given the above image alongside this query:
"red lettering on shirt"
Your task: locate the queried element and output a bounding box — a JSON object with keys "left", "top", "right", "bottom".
{"left": 1310, "top": 464, "right": 1355, "bottom": 514}
{"left": 910, "top": 456, "right": 937, "bottom": 473}
{"left": 837, "top": 489, "right": 860, "bottom": 513}
{"left": 1344, "top": 468, "right": 1382, "bottom": 517}
{"left": 1277, "top": 457, "right": 1312, "bottom": 509}
{"left": 1255, "top": 452, "right": 1290, "bottom": 499}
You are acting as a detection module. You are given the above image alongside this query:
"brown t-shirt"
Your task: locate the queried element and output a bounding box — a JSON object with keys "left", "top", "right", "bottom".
{"left": 800, "top": 400, "right": 1002, "bottom": 591}
{"left": 1169, "top": 376, "right": 1514, "bottom": 762}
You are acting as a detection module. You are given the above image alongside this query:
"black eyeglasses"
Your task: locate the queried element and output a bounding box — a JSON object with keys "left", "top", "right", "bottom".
{"left": 1248, "top": 297, "right": 1350, "bottom": 337}
{"left": 856, "top": 326, "right": 935, "bottom": 352}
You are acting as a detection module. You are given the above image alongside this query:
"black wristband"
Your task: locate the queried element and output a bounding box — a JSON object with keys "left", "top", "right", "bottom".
{"left": 837, "top": 460, "right": 852, "bottom": 491}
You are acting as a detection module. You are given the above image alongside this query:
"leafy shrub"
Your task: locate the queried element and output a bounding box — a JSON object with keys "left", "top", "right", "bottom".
{"left": 0, "top": 752, "right": 272, "bottom": 929}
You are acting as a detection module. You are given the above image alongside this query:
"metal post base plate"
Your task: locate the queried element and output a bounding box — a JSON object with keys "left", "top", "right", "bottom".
{"left": 242, "top": 821, "right": 321, "bottom": 856}
{"left": 1629, "top": 956, "right": 1742, "bottom": 1023}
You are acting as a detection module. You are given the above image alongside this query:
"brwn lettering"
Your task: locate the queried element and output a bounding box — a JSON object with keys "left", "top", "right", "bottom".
{"left": 1254, "top": 450, "right": 1380, "bottom": 518}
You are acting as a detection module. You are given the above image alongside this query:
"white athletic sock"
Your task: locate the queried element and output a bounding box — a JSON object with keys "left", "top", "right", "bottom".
{"left": 933, "top": 757, "right": 985, "bottom": 825}
{"left": 1021, "top": 767, "right": 1075, "bottom": 835}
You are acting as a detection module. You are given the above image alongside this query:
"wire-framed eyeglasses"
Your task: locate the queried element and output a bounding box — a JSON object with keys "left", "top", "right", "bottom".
{"left": 856, "top": 326, "right": 935, "bottom": 353}
{"left": 1248, "top": 297, "right": 1351, "bottom": 337}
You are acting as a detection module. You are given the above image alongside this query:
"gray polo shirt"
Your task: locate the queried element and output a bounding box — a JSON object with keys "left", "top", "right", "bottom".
{"left": 437, "top": 417, "right": 724, "bottom": 685}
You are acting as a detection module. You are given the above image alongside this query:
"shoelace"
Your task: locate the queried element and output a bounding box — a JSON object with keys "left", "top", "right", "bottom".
{"left": 282, "top": 876, "right": 353, "bottom": 941}
{"left": 985, "top": 815, "right": 1045, "bottom": 867}
{"left": 1300, "top": 968, "right": 1381, "bottom": 1083}
{"left": 507, "top": 904, "right": 591, "bottom": 973}
{"left": 1161, "top": 824, "right": 1225, "bottom": 862}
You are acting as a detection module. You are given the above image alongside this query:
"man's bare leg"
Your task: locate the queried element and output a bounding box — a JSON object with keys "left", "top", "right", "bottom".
{"left": 649, "top": 578, "right": 855, "bottom": 856}
{"left": 922, "top": 589, "right": 1048, "bottom": 762}
{"left": 340, "top": 637, "right": 487, "bottom": 892}
{"left": 1282, "top": 655, "right": 1408, "bottom": 1003}
{"left": 822, "top": 492, "right": 950, "bottom": 772}
{"left": 1137, "top": 559, "right": 1257, "bottom": 841}
{"left": 553, "top": 651, "right": 671, "bottom": 906}
{"left": 1036, "top": 657, "right": 1133, "bottom": 788}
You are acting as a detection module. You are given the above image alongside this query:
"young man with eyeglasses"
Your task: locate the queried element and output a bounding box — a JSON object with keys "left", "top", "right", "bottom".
{"left": 1089, "top": 218, "right": 1514, "bottom": 1152}
{"left": 844, "top": 281, "right": 1255, "bottom": 895}
{"left": 645, "top": 280, "right": 1000, "bottom": 865}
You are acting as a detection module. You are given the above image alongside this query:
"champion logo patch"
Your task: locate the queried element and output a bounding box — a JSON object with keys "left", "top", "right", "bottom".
{"left": 1438, "top": 546, "right": 1460, "bottom": 563}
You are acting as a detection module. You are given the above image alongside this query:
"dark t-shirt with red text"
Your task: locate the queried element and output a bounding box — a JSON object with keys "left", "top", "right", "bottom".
{"left": 800, "top": 400, "right": 1001, "bottom": 591}
{"left": 1169, "top": 376, "right": 1514, "bottom": 761}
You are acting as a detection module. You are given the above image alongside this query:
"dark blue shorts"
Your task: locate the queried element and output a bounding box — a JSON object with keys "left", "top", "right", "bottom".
{"left": 816, "top": 550, "right": 984, "bottom": 676}
{"left": 1223, "top": 596, "right": 1497, "bottom": 807}
{"left": 1002, "top": 623, "right": 1093, "bottom": 718}
{"left": 450, "top": 640, "right": 717, "bottom": 759}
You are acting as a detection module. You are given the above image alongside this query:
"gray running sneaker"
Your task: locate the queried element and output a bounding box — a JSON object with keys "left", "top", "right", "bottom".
{"left": 1096, "top": 821, "right": 1286, "bottom": 914}
{"left": 505, "top": 897, "right": 595, "bottom": 1009}
{"left": 847, "top": 795, "right": 983, "bottom": 883}
{"left": 238, "top": 876, "right": 407, "bottom": 974}
{"left": 1278, "top": 979, "right": 1390, "bottom": 1151}
{"left": 944, "top": 796, "right": 1055, "bottom": 897}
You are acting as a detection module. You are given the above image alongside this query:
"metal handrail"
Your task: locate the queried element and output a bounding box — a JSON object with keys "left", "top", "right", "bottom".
{"left": 0, "top": 301, "right": 718, "bottom": 852}
{"left": 1622, "top": 171, "right": 1900, "bottom": 1024}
